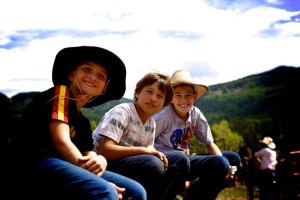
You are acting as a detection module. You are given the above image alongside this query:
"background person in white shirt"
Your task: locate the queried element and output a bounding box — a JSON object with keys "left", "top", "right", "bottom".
{"left": 254, "top": 136, "right": 278, "bottom": 200}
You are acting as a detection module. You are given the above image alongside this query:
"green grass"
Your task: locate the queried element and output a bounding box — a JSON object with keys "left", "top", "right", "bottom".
{"left": 217, "top": 184, "right": 260, "bottom": 200}
{"left": 217, "top": 185, "right": 249, "bottom": 200}
{"left": 176, "top": 184, "right": 259, "bottom": 200}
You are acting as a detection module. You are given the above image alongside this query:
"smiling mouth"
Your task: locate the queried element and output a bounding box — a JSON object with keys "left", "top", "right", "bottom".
{"left": 84, "top": 81, "right": 95, "bottom": 87}
{"left": 179, "top": 104, "right": 189, "bottom": 108}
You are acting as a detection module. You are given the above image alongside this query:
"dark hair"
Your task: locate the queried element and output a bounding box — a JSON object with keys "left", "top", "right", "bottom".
{"left": 134, "top": 72, "right": 173, "bottom": 107}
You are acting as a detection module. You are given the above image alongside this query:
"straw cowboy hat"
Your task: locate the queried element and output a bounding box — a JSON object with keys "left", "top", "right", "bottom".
{"left": 52, "top": 46, "right": 126, "bottom": 108}
{"left": 259, "top": 136, "right": 276, "bottom": 149}
{"left": 170, "top": 70, "right": 209, "bottom": 100}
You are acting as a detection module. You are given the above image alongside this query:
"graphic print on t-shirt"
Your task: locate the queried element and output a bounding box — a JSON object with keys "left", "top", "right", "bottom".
{"left": 170, "top": 127, "right": 193, "bottom": 151}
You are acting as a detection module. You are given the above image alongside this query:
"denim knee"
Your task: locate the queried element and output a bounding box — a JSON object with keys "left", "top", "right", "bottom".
{"left": 222, "top": 151, "right": 241, "bottom": 168}
{"left": 166, "top": 151, "right": 190, "bottom": 174}
{"left": 147, "top": 155, "right": 166, "bottom": 176}
{"left": 212, "top": 156, "right": 231, "bottom": 177}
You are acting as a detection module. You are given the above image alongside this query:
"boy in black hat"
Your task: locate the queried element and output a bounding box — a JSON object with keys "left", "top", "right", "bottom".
{"left": 5, "top": 46, "right": 146, "bottom": 200}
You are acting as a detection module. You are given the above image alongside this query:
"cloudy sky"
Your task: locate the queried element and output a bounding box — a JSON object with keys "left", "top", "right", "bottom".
{"left": 1, "top": 0, "right": 300, "bottom": 99}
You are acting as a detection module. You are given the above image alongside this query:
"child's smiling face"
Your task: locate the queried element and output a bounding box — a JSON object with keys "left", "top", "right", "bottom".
{"left": 172, "top": 84, "right": 197, "bottom": 119}
{"left": 69, "top": 62, "right": 108, "bottom": 98}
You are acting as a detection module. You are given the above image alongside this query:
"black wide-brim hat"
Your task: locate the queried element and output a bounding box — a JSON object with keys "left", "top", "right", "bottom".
{"left": 52, "top": 46, "right": 126, "bottom": 108}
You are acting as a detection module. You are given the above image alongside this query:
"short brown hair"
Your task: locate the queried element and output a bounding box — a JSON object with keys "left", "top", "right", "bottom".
{"left": 134, "top": 72, "right": 173, "bottom": 107}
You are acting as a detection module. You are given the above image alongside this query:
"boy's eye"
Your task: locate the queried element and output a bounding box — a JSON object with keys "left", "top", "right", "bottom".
{"left": 157, "top": 94, "right": 164, "bottom": 99}
{"left": 146, "top": 90, "right": 153, "bottom": 94}
{"left": 82, "top": 67, "right": 90, "bottom": 72}
{"left": 80, "top": 66, "right": 92, "bottom": 72}
{"left": 97, "top": 74, "right": 106, "bottom": 80}
{"left": 79, "top": 65, "right": 107, "bottom": 80}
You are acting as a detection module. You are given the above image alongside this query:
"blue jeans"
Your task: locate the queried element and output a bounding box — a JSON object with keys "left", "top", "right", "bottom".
{"left": 9, "top": 157, "right": 146, "bottom": 200}
{"left": 107, "top": 152, "right": 190, "bottom": 200}
{"left": 257, "top": 169, "right": 277, "bottom": 200}
{"left": 184, "top": 151, "right": 241, "bottom": 200}
{"left": 161, "top": 152, "right": 190, "bottom": 200}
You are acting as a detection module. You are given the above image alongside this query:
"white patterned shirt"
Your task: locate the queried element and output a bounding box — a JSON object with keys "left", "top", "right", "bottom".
{"left": 93, "top": 103, "right": 155, "bottom": 150}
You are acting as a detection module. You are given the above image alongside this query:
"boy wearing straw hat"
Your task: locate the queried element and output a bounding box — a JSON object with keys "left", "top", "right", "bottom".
{"left": 153, "top": 70, "right": 241, "bottom": 200}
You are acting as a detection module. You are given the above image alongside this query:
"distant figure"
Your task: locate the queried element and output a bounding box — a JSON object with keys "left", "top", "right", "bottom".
{"left": 254, "top": 136, "right": 278, "bottom": 200}
{"left": 238, "top": 145, "right": 258, "bottom": 200}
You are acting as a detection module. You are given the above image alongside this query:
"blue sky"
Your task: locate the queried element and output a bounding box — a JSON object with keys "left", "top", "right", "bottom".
{"left": 1, "top": 0, "right": 300, "bottom": 99}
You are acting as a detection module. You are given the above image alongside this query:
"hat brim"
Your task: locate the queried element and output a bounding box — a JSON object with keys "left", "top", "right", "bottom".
{"left": 259, "top": 140, "right": 276, "bottom": 149}
{"left": 172, "top": 82, "right": 209, "bottom": 100}
{"left": 52, "top": 46, "right": 126, "bottom": 108}
{"left": 194, "top": 84, "right": 209, "bottom": 100}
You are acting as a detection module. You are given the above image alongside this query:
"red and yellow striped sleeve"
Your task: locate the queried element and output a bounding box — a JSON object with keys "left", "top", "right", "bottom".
{"left": 51, "top": 85, "right": 69, "bottom": 123}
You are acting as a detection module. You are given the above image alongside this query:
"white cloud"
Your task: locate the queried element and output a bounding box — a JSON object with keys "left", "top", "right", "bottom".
{"left": 1, "top": 0, "right": 300, "bottom": 99}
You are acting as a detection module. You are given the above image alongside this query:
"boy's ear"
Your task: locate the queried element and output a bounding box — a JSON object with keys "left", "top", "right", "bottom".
{"left": 68, "top": 71, "right": 75, "bottom": 81}
{"left": 193, "top": 93, "right": 198, "bottom": 100}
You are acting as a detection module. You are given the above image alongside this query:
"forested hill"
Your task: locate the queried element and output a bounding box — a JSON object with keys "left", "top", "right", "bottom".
{"left": 199, "top": 65, "right": 299, "bottom": 122}
{"left": 197, "top": 65, "right": 300, "bottom": 151}
{"left": 1, "top": 65, "right": 299, "bottom": 153}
